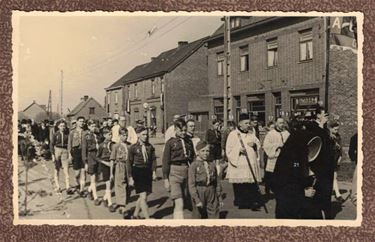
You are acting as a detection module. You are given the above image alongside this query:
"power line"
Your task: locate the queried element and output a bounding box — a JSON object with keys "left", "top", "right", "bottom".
{"left": 66, "top": 16, "right": 193, "bottom": 81}
{"left": 65, "top": 16, "right": 180, "bottom": 79}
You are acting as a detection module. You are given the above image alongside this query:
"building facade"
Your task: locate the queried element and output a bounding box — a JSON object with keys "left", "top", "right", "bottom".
{"left": 105, "top": 38, "right": 209, "bottom": 134}
{"left": 206, "top": 16, "right": 357, "bottom": 145}
{"left": 207, "top": 17, "right": 326, "bottom": 126}
{"left": 67, "top": 95, "right": 107, "bottom": 121}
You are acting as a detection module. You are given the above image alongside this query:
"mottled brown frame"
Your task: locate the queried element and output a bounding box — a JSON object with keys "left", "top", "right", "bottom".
{"left": 1, "top": 1, "right": 372, "bottom": 241}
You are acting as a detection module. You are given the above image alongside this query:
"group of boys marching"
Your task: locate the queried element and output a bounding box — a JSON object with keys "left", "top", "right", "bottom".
{"left": 47, "top": 117, "right": 156, "bottom": 219}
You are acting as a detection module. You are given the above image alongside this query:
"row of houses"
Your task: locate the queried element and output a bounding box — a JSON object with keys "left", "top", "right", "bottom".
{"left": 105, "top": 16, "right": 357, "bottom": 144}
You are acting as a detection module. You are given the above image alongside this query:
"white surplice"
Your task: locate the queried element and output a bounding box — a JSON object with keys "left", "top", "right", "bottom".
{"left": 226, "top": 129, "right": 261, "bottom": 183}
{"left": 263, "top": 129, "right": 290, "bottom": 173}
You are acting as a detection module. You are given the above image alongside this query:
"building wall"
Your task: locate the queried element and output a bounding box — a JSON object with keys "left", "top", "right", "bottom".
{"left": 105, "top": 88, "right": 124, "bottom": 117}
{"left": 328, "top": 47, "right": 357, "bottom": 147}
{"left": 127, "top": 75, "right": 165, "bottom": 132}
{"left": 23, "top": 103, "right": 47, "bottom": 121}
{"left": 207, "top": 17, "right": 326, "bottom": 124}
{"left": 165, "top": 45, "right": 208, "bottom": 128}
{"left": 72, "top": 99, "right": 107, "bottom": 121}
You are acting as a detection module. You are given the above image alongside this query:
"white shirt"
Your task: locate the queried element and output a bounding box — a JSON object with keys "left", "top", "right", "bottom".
{"left": 111, "top": 124, "right": 120, "bottom": 143}
{"left": 127, "top": 126, "right": 138, "bottom": 145}
{"left": 263, "top": 129, "right": 290, "bottom": 172}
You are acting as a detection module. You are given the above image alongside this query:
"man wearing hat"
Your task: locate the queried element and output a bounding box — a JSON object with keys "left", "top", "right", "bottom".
{"left": 225, "top": 112, "right": 262, "bottom": 211}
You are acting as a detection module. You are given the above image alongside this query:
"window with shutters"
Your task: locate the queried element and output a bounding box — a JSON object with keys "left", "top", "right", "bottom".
{"left": 299, "top": 29, "right": 313, "bottom": 61}
{"left": 267, "top": 38, "right": 278, "bottom": 67}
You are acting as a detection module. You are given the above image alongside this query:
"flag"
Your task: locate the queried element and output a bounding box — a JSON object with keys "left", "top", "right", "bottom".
{"left": 330, "top": 16, "right": 357, "bottom": 51}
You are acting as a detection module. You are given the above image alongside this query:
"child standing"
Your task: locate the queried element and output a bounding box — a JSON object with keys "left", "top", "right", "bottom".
{"left": 128, "top": 126, "right": 156, "bottom": 219}
{"left": 109, "top": 128, "right": 131, "bottom": 217}
{"left": 188, "top": 141, "right": 223, "bottom": 219}
{"left": 97, "top": 129, "right": 114, "bottom": 208}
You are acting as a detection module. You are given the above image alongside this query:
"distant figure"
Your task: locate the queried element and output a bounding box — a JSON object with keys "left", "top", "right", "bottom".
{"left": 349, "top": 132, "right": 358, "bottom": 206}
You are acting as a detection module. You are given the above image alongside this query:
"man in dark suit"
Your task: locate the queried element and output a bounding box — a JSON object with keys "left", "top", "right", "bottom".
{"left": 305, "top": 106, "right": 335, "bottom": 219}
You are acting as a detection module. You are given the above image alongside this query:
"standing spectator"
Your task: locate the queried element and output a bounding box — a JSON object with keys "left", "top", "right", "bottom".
{"left": 263, "top": 118, "right": 290, "bottom": 197}
{"left": 251, "top": 116, "right": 260, "bottom": 139}
{"left": 226, "top": 113, "right": 262, "bottom": 210}
{"left": 128, "top": 126, "right": 157, "bottom": 219}
{"left": 328, "top": 121, "right": 344, "bottom": 203}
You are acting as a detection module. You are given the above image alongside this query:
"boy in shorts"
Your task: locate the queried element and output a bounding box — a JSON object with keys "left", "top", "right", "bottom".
{"left": 188, "top": 141, "right": 223, "bottom": 219}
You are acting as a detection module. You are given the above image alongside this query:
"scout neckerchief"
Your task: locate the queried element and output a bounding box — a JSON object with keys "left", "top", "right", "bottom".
{"left": 140, "top": 141, "right": 148, "bottom": 163}
{"left": 180, "top": 138, "right": 187, "bottom": 158}
{"left": 197, "top": 157, "right": 211, "bottom": 185}
{"left": 119, "top": 142, "right": 128, "bottom": 161}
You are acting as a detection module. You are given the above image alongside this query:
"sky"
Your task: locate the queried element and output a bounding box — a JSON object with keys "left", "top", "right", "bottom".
{"left": 16, "top": 13, "right": 222, "bottom": 113}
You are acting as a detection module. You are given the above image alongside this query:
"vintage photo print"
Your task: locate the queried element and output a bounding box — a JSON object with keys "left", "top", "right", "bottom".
{"left": 12, "top": 11, "right": 363, "bottom": 227}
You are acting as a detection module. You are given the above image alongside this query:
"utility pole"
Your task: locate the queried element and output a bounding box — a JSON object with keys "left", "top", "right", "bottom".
{"left": 223, "top": 16, "right": 232, "bottom": 129}
{"left": 47, "top": 90, "right": 52, "bottom": 119}
{"left": 60, "top": 70, "right": 64, "bottom": 116}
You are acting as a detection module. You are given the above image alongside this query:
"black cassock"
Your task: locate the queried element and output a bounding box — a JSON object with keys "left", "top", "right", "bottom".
{"left": 271, "top": 129, "right": 322, "bottom": 219}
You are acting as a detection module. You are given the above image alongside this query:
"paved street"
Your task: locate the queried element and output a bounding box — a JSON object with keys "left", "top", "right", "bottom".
{"left": 18, "top": 137, "right": 356, "bottom": 220}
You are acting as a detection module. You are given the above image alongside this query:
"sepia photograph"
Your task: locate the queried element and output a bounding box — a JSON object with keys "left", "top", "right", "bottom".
{"left": 12, "top": 12, "right": 362, "bottom": 226}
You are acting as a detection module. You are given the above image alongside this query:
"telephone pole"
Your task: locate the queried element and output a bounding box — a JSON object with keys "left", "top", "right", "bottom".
{"left": 47, "top": 89, "right": 52, "bottom": 119}
{"left": 60, "top": 70, "right": 64, "bottom": 116}
{"left": 223, "top": 16, "right": 232, "bottom": 129}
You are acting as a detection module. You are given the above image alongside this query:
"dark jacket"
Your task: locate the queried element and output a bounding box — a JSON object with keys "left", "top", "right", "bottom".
{"left": 162, "top": 137, "right": 195, "bottom": 179}
{"left": 206, "top": 129, "right": 222, "bottom": 160}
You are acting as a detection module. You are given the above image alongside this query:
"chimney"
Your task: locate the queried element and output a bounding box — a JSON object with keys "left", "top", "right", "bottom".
{"left": 82, "top": 95, "right": 89, "bottom": 101}
{"left": 178, "top": 41, "right": 188, "bottom": 47}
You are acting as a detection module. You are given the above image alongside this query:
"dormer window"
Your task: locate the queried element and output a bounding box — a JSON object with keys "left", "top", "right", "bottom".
{"left": 230, "top": 17, "right": 241, "bottom": 28}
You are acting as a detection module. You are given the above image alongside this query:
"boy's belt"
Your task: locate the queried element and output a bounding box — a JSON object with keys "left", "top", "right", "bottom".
{"left": 55, "top": 145, "right": 67, "bottom": 149}
{"left": 171, "top": 161, "right": 188, "bottom": 166}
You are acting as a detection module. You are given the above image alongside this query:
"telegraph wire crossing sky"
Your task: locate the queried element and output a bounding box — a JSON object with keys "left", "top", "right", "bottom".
{"left": 17, "top": 15, "right": 222, "bottom": 112}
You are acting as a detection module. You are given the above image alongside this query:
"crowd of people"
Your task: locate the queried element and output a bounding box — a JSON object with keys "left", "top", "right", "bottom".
{"left": 17, "top": 104, "right": 358, "bottom": 220}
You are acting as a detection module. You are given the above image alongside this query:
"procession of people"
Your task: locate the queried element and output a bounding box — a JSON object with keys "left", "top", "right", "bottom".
{"left": 18, "top": 104, "right": 357, "bottom": 220}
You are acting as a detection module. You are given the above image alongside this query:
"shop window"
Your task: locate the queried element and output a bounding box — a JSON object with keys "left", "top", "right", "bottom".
{"left": 248, "top": 95, "right": 266, "bottom": 124}
{"left": 273, "top": 92, "right": 282, "bottom": 118}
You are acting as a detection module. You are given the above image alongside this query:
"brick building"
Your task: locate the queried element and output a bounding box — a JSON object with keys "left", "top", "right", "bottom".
{"left": 205, "top": 16, "right": 357, "bottom": 145}
{"left": 105, "top": 37, "right": 209, "bottom": 134}
{"left": 67, "top": 95, "right": 107, "bottom": 121}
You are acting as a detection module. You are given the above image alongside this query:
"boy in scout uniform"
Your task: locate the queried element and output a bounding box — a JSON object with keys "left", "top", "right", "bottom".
{"left": 128, "top": 126, "right": 157, "bottom": 219}
{"left": 68, "top": 116, "right": 86, "bottom": 196}
{"left": 163, "top": 119, "right": 195, "bottom": 219}
{"left": 97, "top": 129, "right": 114, "bottom": 209}
{"left": 82, "top": 120, "right": 101, "bottom": 205}
{"left": 188, "top": 141, "right": 223, "bottom": 219}
{"left": 50, "top": 119, "right": 70, "bottom": 193}
{"left": 109, "top": 128, "right": 132, "bottom": 217}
